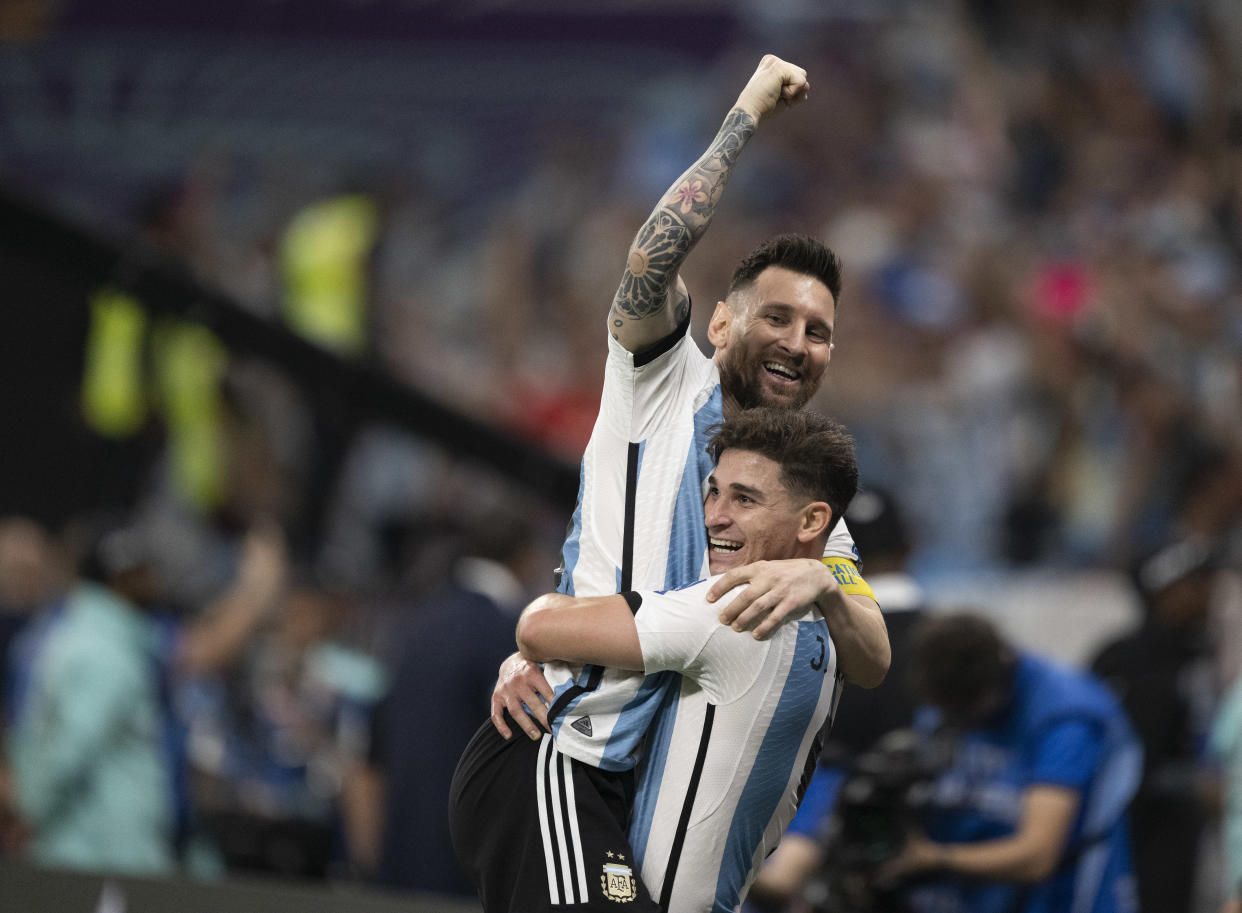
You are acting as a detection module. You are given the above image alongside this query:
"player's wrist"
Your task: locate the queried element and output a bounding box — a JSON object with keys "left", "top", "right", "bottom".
{"left": 732, "top": 96, "right": 765, "bottom": 123}
{"left": 813, "top": 560, "right": 844, "bottom": 601}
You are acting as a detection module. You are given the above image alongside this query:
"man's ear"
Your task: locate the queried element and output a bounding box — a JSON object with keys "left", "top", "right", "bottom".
{"left": 707, "top": 300, "right": 733, "bottom": 349}
{"left": 798, "top": 502, "right": 832, "bottom": 542}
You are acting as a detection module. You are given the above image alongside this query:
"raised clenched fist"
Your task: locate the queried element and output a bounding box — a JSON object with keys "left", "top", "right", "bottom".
{"left": 735, "top": 54, "right": 810, "bottom": 121}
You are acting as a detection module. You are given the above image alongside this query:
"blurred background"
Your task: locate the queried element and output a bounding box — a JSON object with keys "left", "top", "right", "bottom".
{"left": 1, "top": 0, "right": 1240, "bottom": 910}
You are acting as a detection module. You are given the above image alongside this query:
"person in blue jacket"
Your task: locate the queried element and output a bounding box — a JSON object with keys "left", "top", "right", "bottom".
{"left": 877, "top": 611, "right": 1141, "bottom": 913}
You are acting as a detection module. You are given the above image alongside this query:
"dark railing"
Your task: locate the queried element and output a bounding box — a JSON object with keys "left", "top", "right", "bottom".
{"left": 0, "top": 186, "right": 580, "bottom": 514}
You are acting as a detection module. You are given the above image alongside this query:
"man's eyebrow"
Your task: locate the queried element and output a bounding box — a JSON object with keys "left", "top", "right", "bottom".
{"left": 728, "top": 481, "right": 766, "bottom": 500}
{"left": 758, "top": 301, "right": 794, "bottom": 318}
{"left": 705, "top": 474, "right": 765, "bottom": 500}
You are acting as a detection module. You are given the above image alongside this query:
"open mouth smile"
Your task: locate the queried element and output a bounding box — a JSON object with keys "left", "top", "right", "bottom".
{"left": 763, "top": 361, "right": 800, "bottom": 382}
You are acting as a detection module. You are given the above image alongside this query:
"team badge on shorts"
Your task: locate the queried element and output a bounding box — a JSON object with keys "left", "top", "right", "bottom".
{"left": 601, "top": 860, "right": 637, "bottom": 902}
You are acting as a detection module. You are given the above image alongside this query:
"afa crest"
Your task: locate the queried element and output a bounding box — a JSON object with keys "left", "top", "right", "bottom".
{"left": 601, "top": 860, "right": 637, "bottom": 903}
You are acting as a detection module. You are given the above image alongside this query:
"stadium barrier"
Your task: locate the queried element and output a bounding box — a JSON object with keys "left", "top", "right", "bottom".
{"left": 0, "top": 185, "right": 580, "bottom": 511}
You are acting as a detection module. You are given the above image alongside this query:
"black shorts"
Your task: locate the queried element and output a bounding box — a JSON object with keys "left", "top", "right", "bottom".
{"left": 448, "top": 713, "right": 659, "bottom": 912}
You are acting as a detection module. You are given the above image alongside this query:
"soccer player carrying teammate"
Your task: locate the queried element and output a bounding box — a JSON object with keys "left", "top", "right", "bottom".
{"left": 450, "top": 55, "right": 890, "bottom": 912}
{"left": 452, "top": 407, "right": 861, "bottom": 911}
{"left": 498, "top": 52, "right": 886, "bottom": 741}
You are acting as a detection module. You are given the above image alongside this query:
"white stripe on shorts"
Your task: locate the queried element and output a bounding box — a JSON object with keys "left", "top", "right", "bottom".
{"left": 535, "top": 735, "right": 560, "bottom": 904}
{"left": 548, "top": 739, "right": 575, "bottom": 901}
{"left": 535, "top": 734, "right": 589, "bottom": 905}
{"left": 561, "top": 751, "right": 590, "bottom": 901}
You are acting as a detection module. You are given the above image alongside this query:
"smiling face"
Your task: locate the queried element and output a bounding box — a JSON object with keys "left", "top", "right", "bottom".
{"left": 704, "top": 448, "right": 824, "bottom": 574}
{"left": 710, "top": 266, "right": 836, "bottom": 415}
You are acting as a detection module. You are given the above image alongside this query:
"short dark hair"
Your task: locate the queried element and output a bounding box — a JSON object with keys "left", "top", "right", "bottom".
{"left": 908, "top": 612, "right": 1016, "bottom": 717}
{"left": 728, "top": 233, "right": 843, "bottom": 304}
{"left": 707, "top": 407, "right": 858, "bottom": 535}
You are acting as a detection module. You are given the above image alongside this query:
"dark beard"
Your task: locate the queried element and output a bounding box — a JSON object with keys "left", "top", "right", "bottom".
{"left": 718, "top": 346, "right": 811, "bottom": 411}
{"left": 718, "top": 347, "right": 764, "bottom": 411}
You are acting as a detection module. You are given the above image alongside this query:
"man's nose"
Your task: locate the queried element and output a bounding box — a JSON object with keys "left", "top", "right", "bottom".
{"left": 778, "top": 325, "right": 809, "bottom": 359}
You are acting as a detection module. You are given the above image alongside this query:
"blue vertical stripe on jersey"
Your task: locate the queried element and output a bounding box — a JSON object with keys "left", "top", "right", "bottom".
{"left": 664, "top": 387, "right": 723, "bottom": 591}
{"left": 627, "top": 677, "right": 683, "bottom": 865}
{"left": 714, "top": 622, "right": 834, "bottom": 910}
{"left": 556, "top": 463, "right": 587, "bottom": 595}
{"left": 599, "top": 670, "right": 680, "bottom": 772}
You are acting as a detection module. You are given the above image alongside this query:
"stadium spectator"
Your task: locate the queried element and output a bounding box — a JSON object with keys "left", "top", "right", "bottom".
{"left": 0, "top": 516, "right": 67, "bottom": 857}
{"left": 344, "top": 508, "right": 548, "bottom": 896}
{"left": 184, "top": 570, "right": 382, "bottom": 880}
{"left": 1091, "top": 538, "right": 1223, "bottom": 913}
{"left": 7, "top": 513, "right": 286, "bottom": 876}
{"left": 0, "top": 517, "right": 64, "bottom": 718}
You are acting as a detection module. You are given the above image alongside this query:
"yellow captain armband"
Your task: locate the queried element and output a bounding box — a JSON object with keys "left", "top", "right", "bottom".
{"left": 820, "top": 557, "right": 876, "bottom": 601}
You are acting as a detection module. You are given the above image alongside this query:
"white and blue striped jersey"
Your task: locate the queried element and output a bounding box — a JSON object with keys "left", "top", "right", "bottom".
{"left": 547, "top": 321, "right": 857, "bottom": 772}
{"left": 630, "top": 577, "right": 843, "bottom": 913}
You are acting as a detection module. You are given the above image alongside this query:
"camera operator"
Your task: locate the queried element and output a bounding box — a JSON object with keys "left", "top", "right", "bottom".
{"left": 876, "top": 612, "right": 1141, "bottom": 913}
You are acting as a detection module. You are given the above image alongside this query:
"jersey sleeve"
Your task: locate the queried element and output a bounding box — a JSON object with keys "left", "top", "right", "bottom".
{"left": 1029, "top": 717, "right": 1103, "bottom": 791}
{"left": 603, "top": 316, "right": 710, "bottom": 442}
{"left": 823, "top": 517, "right": 860, "bottom": 562}
{"left": 634, "top": 578, "right": 771, "bottom": 703}
{"left": 633, "top": 580, "right": 718, "bottom": 677}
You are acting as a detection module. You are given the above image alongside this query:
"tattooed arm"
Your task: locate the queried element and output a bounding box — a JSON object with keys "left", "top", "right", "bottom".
{"left": 609, "top": 55, "right": 810, "bottom": 355}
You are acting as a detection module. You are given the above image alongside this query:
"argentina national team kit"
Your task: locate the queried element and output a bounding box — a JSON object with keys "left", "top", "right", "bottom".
{"left": 449, "top": 317, "right": 873, "bottom": 912}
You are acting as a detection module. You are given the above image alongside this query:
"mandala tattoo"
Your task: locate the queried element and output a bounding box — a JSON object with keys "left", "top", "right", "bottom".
{"left": 614, "top": 212, "right": 691, "bottom": 320}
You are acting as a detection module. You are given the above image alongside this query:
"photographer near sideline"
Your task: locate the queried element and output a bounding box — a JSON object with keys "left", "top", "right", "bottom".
{"left": 870, "top": 612, "right": 1141, "bottom": 913}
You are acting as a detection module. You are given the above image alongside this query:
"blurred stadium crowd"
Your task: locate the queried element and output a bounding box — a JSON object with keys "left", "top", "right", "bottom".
{"left": 2, "top": 0, "right": 1242, "bottom": 910}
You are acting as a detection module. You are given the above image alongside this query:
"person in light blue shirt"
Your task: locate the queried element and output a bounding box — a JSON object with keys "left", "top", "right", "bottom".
{"left": 12, "top": 575, "right": 175, "bottom": 874}
{"left": 8, "top": 515, "right": 286, "bottom": 875}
